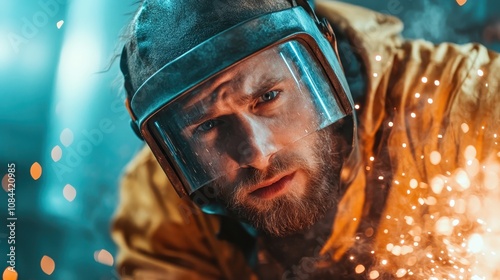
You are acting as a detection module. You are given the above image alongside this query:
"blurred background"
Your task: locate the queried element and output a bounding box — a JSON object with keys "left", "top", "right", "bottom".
{"left": 0, "top": 0, "right": 499, "bottom": 279}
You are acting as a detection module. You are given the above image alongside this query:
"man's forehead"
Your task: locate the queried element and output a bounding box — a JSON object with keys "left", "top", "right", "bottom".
{"left": 180, "top": 46, "right": 288, "bottom": 108}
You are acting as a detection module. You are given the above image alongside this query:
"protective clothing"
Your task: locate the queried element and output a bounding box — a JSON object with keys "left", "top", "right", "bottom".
{"left": 112, "top": 1, "right": 500, "bottom": 279}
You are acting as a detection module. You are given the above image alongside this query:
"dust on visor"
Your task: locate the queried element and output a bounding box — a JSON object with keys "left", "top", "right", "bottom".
{"left": 128, "top": 6, "right": 354, "bottom": 213}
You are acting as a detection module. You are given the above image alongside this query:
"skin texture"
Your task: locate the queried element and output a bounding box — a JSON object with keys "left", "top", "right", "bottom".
{"left": 174, "top": 45, "right": 348, "bottom": 237}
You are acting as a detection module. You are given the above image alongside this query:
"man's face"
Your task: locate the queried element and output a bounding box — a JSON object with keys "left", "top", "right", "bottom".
{"left": 178, "top": 45, "right": 347, "bottom": 236}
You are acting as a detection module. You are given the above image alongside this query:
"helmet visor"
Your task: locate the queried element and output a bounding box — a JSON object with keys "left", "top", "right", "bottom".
{"left": 144, "top": 40, "right": 351, "bottom": 196}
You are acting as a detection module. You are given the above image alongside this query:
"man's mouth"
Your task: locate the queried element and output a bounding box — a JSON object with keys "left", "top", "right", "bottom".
{"left": 248, "top": 172, "right": 296, "bottom": 199}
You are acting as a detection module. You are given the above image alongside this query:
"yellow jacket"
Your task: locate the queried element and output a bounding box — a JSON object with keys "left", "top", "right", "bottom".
{"left": 112, "top": 1, "right": 500, "bottom": 279}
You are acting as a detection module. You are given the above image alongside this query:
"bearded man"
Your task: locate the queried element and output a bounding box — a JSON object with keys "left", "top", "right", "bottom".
{"left": 112, "top": 0, "right": 500, "bottom": 279}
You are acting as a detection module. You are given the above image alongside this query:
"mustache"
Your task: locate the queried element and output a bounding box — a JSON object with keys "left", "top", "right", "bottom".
{"left": 215, "top": 150, "right": 311, "bottom": 196}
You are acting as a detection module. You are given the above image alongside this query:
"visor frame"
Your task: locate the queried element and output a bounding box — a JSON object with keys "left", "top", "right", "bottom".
{"left": 131, "top": 6, "right": 355, "bottom": 198}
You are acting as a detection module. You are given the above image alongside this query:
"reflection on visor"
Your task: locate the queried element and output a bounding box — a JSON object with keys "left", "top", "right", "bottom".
{"left": 147, "top": 40, "right": 348, "bottom": 195}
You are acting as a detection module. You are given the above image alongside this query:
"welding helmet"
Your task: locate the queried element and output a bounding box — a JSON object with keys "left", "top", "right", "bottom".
{"left": 121, "top": 0, "right": 360, "bottom": 214}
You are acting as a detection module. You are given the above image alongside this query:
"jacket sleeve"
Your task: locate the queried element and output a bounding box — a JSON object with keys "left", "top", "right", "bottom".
{"left": 111, "top": 146, "right": 255, "bottom": 280}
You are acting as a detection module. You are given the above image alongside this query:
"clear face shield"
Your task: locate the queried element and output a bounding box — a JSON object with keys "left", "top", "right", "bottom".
{"left": 128, "top": 6, "right": 357, "bottom": 212}
{"left": 147, "top": 40, "right": 349, "bottom": 197}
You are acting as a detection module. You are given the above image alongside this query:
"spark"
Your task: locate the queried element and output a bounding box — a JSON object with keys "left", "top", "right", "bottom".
{"left": 422, "top": 77, "right": 428, "bottom": 83}
{"left": 369, "top": 270, "right": 380, "bottom": 279}
{"left": 477, "top": 69, "right": 484, "bottom": 77}
{"left": 355, "top": 264, "right": 365, "bottom": 274}
{"left": 415, "top": 92, "right": 421, "bottom": 98}
{"left": 461, "top": 123, "right": 469, "bottom": 133}
{"left": 468, "top": 234, "right": 484, "bottom": 253}
{"left": 375, "top": 55, "right": 382, "bottom": 61}
{"left": 431, "top": 176, "right": 444, "bottom": 194}
{"left": 410, "top": 179, "right": 418, "bottom": 189}
{"left": 428, "top": 98, "right": 434, "bottom": 104}
{"left": 396, "top": 268, "right": 407, "bottom": 277}
{"left": 455, "top": 169, "right": 470, "bottom": 189}
{"left": 430, "top": 151, "right": 442, "bottom": 165}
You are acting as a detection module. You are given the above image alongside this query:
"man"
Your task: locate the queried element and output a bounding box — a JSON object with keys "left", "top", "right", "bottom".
{"left": 112, "top": 0, "right": 500, "bottom": 279}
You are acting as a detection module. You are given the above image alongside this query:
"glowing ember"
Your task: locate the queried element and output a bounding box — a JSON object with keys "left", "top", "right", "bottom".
{"left": 388, "top": 122, "right": 394, "bottom": 127}
{"left": 427, "top": 98, "right": 434, "bottom": 104}
{"left": 461, "top": 123, "right": 470, "bottom": 133}
{"left": 2, "top": 174, "right": 9, "bottom": 192}
{"left": 436, "top": 217, "right": 453, "bottom": 236}
{"left": 369, "top": 270, "right": 380, "bottom": 279}
{"left": 434, "top": 80, "right": 440, "bottom": 86}
{"left": 415, "top": 92, "right": 421, "bottom": 98}
{"left": 94, "top": 249, "right": 114, "bottom": 266}
{"left": 396, "top": 268, "right": 407, "bottom": 278}
{"left": 410, "top": 179, "right": 418, "bottom": 189}
{"left": 464, "top": 145, "right": 477, "bottom": 160}
{"left": 355, "top": 264, "right": 366, "bottom": 274}
{"left": 450, "top": 199, "right": 456, "bottom": 207}
{"left": 455, "top": 169, "right": 470, "bottom": 190}
{"left": 426, "top": 196, "right": 437, "bottom": 205}
{"left": 374, "top": 156, "right": 500, "bottom": 278}
{"left": 3, "top": 267, "right": 17, "bottom": 280}
{"left": 467, "top": 234, "right": 484, "bottom": 254}
{"left": 30, "top": 162, "right": 42, "bottom": 180}
{"left": 40, "top": 255, "right": 55, "bottom": 275}
{"left": 387, "top": 243, "right": 394, "bottom": 251}
{"left": 431, "top": 176, "right": 444, "bottom": 194}
{"left": 421, "top": 77, "right": 428, "bottom": 83}
{"left": 430, "top": 151, "right": 442, "bottom": 165}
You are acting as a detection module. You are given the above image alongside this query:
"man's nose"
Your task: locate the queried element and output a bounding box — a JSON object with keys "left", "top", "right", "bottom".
{"left": 235, "top": 115, "right": 279, "bottom": 170}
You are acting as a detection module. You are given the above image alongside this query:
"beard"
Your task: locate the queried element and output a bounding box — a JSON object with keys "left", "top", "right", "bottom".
{"left": 210, "top": 123, "right": 348, "bottom": 237}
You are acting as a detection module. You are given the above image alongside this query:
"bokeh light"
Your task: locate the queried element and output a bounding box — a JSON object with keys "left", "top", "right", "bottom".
{"left": 30, "top": 162, "right": 42, "bottom": 180}
{"left": 40, "top": 255, "right": 55, "bottom": 275}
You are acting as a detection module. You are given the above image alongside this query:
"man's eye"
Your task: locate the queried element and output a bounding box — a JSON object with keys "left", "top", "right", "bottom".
{"left": 258, "top": 90, "right": 280, "bottom": 103}
{"left": 197, "top": 119, "right": 218, "bottom": 132}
